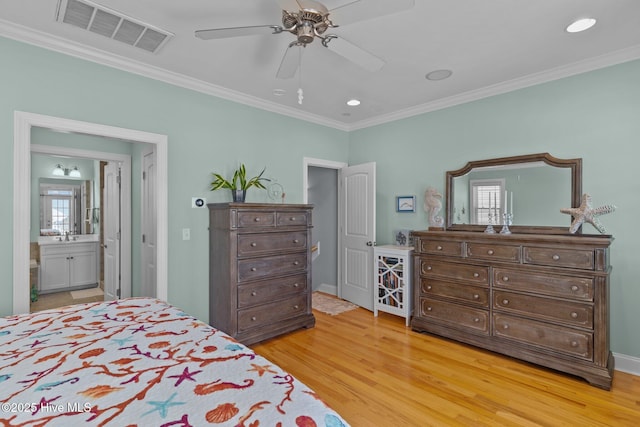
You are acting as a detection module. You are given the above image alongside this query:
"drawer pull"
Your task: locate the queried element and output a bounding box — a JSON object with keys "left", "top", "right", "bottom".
{"left": 254, "top": 217, "right": 261, "bottom": 222}
{"left": 473, "top": 294, "right": 479, "bottom": 300}
{"left": 473, "top": 272, "right": 479, "bottom": 278}
{"left": 503, "top": 324, "right": 509, "bottom": 329}
{"left": 293, "top": 283, "right": 299, "bottom": 288}
{"left": 436, "top": 245, "right": 443, "bottom": 251}
{"left": 570, "top": 285, "right": 579, "bottom": 291}
{"left": 426, "top": 285, "right": 432, "bottom": 291}
{"left": 251, "top": 267, "right": 257, "bottom": 272}
{"left": 502, "top": 276, "right": 509, "bottom": 282}
{"left": 290, "top": 217, "right": 296, "bottom": 221}
{"left": 251, "top": 316, "right": 257, "bottom": 321}
{"left": 487, "top": 250, "right": 494, "bottom": 255}
{"left": 426, "top": 266, "right": 432, "bottom": 271}
{"left": 250, "top": 242, "right": 257, "bottom": 247}
{"left": 251, "top": 291, "right": 257, "bottom": 296}
{"left": 570, "top": 341, "right": 579, "bottom": 348}
{"left": 293, "top": 239, "right": 299, "bottom": 243}
{"left": 570, "top": 312, "right": 578, "bottom": 319}
{"left": 502, "top": 299, "right": 509, "bottom": 305}
{"left": 293, "top": 305, "right": 299, "bottom": 309}
{"left": 474, "top": 318, "right": 480, "bottom": 323}
{"left": 427, "top": 306, "right": 433, "bottom": 311}
{"left": 293, "top": 261, "right": 300, "bottom": 266}
{"left": 552, "top": 254, "right": 560, "bottom": 261}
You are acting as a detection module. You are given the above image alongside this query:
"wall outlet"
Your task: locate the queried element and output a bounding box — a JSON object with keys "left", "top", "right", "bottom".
{"left": 192, "top": 197, "right": 206, "bottom": 208}
{"left": 182, "top": 228, "right": 190, "bottom": 240}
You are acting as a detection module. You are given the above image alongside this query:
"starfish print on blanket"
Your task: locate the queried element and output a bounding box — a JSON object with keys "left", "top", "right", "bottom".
{"left": 560, "top": 193, "right": 616, "bottom": 234}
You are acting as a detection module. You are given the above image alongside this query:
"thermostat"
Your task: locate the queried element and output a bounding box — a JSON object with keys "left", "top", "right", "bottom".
{"left": 192, "top": 197, "right": 206, "bottom": 208}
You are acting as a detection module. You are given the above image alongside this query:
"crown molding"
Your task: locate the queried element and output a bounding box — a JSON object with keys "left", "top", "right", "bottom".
{"left": 2, "top": 18, "right": 639, "bottom": 133}
{"left": 347, "top": 44, "right": 640, "bottom": 131}
{"left": 0, "top": 19, "right": 350, "bottom": 132}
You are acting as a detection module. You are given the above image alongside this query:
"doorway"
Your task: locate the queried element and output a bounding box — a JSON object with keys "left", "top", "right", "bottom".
{"left": 13, "top": 111, "right": 168, "bottom": 315}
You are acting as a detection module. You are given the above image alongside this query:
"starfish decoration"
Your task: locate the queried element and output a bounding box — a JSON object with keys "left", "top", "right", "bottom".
{"left": 560, "top": 193, "right": 616, "bottom": 234}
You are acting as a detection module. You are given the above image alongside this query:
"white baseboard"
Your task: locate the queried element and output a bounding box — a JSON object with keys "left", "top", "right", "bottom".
{"left": 315, "top": 283, "right": 337, "bottom": 296}
{"left": 614, "top": 352, "right": 640, "bottom": 376}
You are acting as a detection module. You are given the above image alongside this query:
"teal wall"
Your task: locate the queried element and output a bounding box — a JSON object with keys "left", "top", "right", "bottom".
{"left": 2, "top": 35, "right": 639, "bottom": 358}
{"left": 349, "top": 59, "right": 640, "bottom": 357}
{"left": 0, "top": 36, "right": 349, "bottom": 321}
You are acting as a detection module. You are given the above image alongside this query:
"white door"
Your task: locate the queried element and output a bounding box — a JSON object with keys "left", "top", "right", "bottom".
{"left": 141, "top": 145, "right": 157, "bottom": 297}
{"left": 338, "top": 162, "right": 376, "bottom": 310}
{"left": 103, "top": 162, "right": 121, "bottom": 301}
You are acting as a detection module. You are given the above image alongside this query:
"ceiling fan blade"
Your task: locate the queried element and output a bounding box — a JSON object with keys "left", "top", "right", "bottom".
{"left": 329, "top": 0, "right": 415, "bottom": 26}
{"left": 276, "top": 44, "right": 303, "bottom": 79}
{"left": 195, "top": 25, "right": 280, "bottom": 40}
{"left": 324, "top": 36, "right": 384, "bottom": 72}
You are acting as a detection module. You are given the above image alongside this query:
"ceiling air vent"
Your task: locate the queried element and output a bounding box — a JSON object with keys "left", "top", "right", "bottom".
{"left": 56, "top": 0, "right": 173, "bottom": 53}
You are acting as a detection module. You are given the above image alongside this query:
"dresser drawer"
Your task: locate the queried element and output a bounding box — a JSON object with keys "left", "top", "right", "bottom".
{"left": 493, "top": 290, "right": 593, "bottom": 328}
{"left": 523, "top": 246, "right": 594, "bottom": 270}
{"left": 494, "top": 267, "right": 594, "bottom": 301}
{"left": 238, "top": 294, "right": 307, "bottom": 332}
{"left": 493, "top": 314, "right": 593, "bottom": 360}
{"left": 466, "top": 243, "right": 520, "bottom": 263}
{"left": 238, "top": 274, "right": 307, "bottom": 308}
{"left": 236, "top": 211, "right": 276, "bottom": 228}
{"left": 276, "top": 211, "right": 310, "bottom": 227}
{"left": 419, "top": 297, "right": 489, "bottom": 334}
{"left": 237, "top": 231, "right": 307, "bottom": 256}
{"left": 420, "top": 259, "right": 489, "bottom": 285}
{"left": 420, "top": 278, "right": 489, "bottom": 307}
{"left": 417, "top": 239, "right": 464, "bottom": 257}
{"left": 238, "top": 253, "right": 307, "bottom": 282}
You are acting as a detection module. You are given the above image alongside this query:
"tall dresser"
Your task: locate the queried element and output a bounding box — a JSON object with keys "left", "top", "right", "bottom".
{"left": 411, "top": 230, "right": 613, "bottom": 389}
{"left": 208, "top": 203, "right": 315, "bottom": 346}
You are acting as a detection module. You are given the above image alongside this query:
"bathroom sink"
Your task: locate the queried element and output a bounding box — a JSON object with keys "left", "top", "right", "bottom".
{"left": 38, "top": 234, "right": 100, "bottom": 246}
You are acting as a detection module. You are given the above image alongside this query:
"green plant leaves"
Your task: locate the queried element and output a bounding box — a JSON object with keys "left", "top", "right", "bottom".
{"left": 210, "top": 164, "right": 267, "bottom": 191}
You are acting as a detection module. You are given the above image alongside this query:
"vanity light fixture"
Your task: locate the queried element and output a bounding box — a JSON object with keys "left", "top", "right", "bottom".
{"left": 52, "top": 164, "right": 81, "bottom": 178}
{"left": 346, "top": 99, "right": 361, "bottom": 106}
{"left": 566, "top": 18, "right": 596, "bottom": 33}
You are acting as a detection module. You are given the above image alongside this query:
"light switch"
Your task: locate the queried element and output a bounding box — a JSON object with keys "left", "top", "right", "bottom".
{"left": 182, "top": 228, "right": 190, "bottom": 240}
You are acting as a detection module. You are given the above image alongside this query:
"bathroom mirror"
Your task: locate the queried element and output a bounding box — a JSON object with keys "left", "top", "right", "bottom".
{"left": 446, "top": 153, "right": 582, "bottom": 234}
{"left": 39, "top": 178, "right": 97, "bottom": 236}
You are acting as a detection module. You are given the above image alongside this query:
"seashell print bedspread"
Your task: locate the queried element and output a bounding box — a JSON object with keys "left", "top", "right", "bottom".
{"left": 0, "top": 298, "right": 348, "bottom": 426}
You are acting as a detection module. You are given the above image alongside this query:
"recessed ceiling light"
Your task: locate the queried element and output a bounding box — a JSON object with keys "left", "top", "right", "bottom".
{"left": 425, "top": 69, "right": 453, "bottom": 81}
{"left": 566, "top": 18, "right": 596, "bottom": 33}
{"left": 346, "top": 99, "right": 361, "bottom": 106}
{"left": 273, "top": 89, "right": 286, "bottom": 96}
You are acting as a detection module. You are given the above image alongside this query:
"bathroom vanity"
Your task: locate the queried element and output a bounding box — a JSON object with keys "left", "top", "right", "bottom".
{"left": 38, "top": 235, "right": 99, "bottom": 293}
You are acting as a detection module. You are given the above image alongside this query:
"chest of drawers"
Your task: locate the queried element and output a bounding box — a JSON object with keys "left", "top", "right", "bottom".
{"left": 208, "top": 203, "right": 315, "bottom": 345}
{"left": 411, "top": 230, "right": 613, "bottom": 389}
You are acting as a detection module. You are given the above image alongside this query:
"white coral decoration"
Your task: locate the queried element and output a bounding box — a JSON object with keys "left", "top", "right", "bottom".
{"left": 560, "top": 193, "right": 616, "bottom": 234}
{"left": 424, "top": 186, "right": 444, "bottom": 227}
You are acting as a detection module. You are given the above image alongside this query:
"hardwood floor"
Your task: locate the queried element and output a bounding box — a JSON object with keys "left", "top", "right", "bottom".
{"left": 251, "top": 306, "right": 640, "bottom": 426}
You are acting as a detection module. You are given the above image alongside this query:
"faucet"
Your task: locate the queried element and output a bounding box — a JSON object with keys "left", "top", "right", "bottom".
{"left": 65, "top": 231, "right": 70, "bottom": 242}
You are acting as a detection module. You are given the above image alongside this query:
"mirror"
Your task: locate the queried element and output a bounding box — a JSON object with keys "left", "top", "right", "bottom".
{"left": 446, "top": 153, "right": 582, "bottom": 234}
{"left": 39, "top": 178, "right": 97, "bottom": 236}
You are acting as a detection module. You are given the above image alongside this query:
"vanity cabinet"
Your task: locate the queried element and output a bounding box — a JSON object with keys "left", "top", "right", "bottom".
{"left": 208, "top": 203, "right": 315, "bottom": 346}
{"left": 40, "top": 242, "right": 99, "bottom": 293}
{"left": 411, "top": 230, "right": 613, "bottom": 389}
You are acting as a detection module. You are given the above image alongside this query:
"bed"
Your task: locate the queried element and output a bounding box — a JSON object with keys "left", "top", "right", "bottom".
{"left": 0, "top": 298, "right": 348, "bottom": 426}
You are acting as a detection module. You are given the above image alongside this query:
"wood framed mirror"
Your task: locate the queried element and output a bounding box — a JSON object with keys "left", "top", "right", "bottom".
{"left": 446, "top": 153, "right": 582, "bottom": 234}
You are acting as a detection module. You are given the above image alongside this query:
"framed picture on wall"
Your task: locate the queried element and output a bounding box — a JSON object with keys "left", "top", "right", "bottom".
{"left": 396, "top": 196, "right": 416, "bottom": 212}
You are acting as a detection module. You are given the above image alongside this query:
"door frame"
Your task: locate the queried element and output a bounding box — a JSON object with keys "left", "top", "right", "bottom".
{"left": 13, "top": 111, "right": 168, "bottom": 314}
{"left": 303, "top": 157, "right": 347, "bottom": 296}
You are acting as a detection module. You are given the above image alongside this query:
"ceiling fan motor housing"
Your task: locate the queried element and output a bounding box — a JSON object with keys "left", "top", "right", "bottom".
{"left": 282, "top": 5, "right": 331, "bottom": 45}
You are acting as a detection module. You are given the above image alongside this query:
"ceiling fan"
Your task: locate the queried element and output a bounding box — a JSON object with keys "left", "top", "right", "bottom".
{"left": 194, "top": 0, "right": 415, "bottom": 79}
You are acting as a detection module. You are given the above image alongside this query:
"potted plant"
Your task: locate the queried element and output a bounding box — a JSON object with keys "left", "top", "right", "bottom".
{"left": 210, "top": 164, "right": 268, "bottom": 202}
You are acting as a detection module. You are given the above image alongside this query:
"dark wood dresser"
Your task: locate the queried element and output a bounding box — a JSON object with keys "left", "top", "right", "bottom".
{"left": 208, "top": 203, "right": 315, "bottom": 346}
{"left": 411, "top": 230, "right": 613, "bottom": 389}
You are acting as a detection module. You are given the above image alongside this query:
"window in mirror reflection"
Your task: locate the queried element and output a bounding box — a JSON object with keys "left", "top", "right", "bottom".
{"left": 40, "top": 184, "right": 80, "bottom": 235}
{"left": 470, "top": 179, "right": 504, "bottom": 224}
